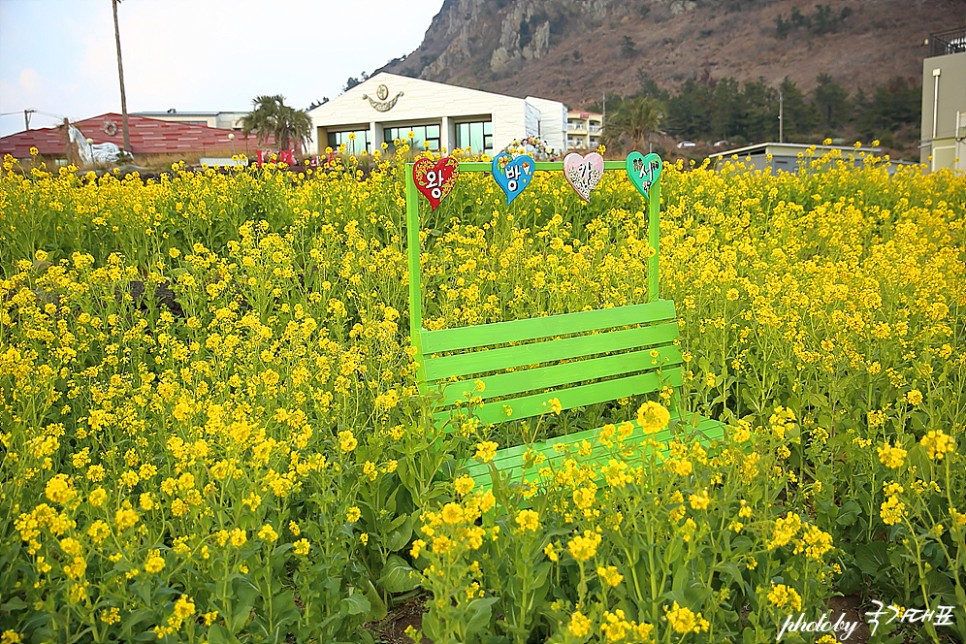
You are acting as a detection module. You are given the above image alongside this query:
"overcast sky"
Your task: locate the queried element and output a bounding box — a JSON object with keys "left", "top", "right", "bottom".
{"left": 0, "top": 0, "right": 445, "bottom": 138}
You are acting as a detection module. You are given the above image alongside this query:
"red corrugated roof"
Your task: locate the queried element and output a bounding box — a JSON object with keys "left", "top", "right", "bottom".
{"left": 0, "top": 113, "right": 275, "bottom": 158}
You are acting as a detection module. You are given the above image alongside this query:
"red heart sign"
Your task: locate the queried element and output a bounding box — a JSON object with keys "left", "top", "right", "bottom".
{"left": 413, "top": 157, "right": 459, "bottom": 210}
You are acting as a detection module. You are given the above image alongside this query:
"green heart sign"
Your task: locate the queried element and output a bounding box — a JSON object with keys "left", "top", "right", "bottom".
{"left": 625, "top": 152, "right": 663, "bottom": 200}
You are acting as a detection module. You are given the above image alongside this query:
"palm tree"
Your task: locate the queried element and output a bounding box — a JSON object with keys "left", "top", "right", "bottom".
{"left": 608, "top": 96, "right": 665, "bottom": 152}
{"left": 240, "top": 95, "right": 313, "bottom": 154}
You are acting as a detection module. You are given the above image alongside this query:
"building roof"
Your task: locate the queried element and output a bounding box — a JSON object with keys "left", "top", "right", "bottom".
{"left": 0, "top": 113, "right": 269, "bottom": 158}
{"left": 708, "top": 142, "right": 881, "bottom": 159}
{"left": 308, "top": 72, "right": 564, "bottom": 123}
{"left": 133, "top": 110, "right": 246, "bottom": 117}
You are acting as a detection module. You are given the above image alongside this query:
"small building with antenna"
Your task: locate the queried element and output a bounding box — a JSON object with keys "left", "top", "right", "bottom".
{"left": 921, "top": 27, "right": 966, "bottom": 172}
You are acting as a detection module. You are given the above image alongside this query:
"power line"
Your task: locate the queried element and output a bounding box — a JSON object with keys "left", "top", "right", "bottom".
{"left": 1, "top": 110, "right": 67, "bottom": 120}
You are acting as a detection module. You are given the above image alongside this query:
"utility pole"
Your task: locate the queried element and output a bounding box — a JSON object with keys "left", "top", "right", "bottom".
{"left": 602, "top": 92, "right": 606, "bottom": 151}
{"left": 778, "top": 88, "right": 784, "bottom": 143}
{"left": 112, "top": 0, "right": 131, "bottom": 153}
{"left": 24, "top": 109, "right": 34, "bottom": 130}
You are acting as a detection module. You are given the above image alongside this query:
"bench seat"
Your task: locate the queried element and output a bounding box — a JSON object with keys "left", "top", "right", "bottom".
{"left": 463, "top": 414, "right": 725, "bottom": 490}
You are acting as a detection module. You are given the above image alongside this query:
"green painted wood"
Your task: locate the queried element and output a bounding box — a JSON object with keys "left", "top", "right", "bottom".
{"left": 464, "top": 416, "right": 726, "bottom": 487}
{"left": 423, "top": 321, "right": 680, "bottom": 381}
{"left": 434, "top": 367, "right": 683, "bottom": 425}
{"left": 435, "top": 345, "right": 682, "bottom": 407}
{"left": 405, "top": 168, "right": 426, "bottom": 384}
{"left": 421, "top": 300, "right": 676, "bottom": 354}
{"left": 648, "top": 180, "right": 661, "bottom": 302}
{"left": 456, "top": 160, "right": 628, "bottom": 173}
{"left": 464, "top": 423, "right": 671, "bottom": 477}
{"left": 464, "top": 414, "right": 722, "bottom": 474}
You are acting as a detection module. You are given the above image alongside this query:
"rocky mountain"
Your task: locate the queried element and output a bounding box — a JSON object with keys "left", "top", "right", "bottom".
{"left": 380, "top": 0, "right": 964, "bottom": 108}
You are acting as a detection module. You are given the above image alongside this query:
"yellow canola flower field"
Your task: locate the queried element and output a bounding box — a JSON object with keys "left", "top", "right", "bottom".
{"left": 0, "top": 150, "right": 964, "bottom": 643}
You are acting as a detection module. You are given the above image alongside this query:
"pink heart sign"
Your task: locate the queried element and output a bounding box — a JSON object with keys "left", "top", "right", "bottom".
{"left": 413, "top": 157, "right": 459, "bottom": 210}
{"left": 563, "top": 152, "right": 604, "bottom": 202}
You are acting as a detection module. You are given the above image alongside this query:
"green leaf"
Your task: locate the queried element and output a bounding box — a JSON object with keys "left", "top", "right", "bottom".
{"left": 378, "top": 554, "right": 420, "bottom": 594}
{"left": 207, "top": 623, "right": 243, "bottom": 644}
{"left": 339, "top": 592, "right": 371, "bottom": 616}
{"left": 836, "top": 499, "right": 862, "bottom": 527}
{"left": 228, "top": 578, "right": 259, "bottom": 632}
{"left": 464, "top": 596, "right": 499, "bottom": 634}
{"left": 0, "top": 597, "right": 28, "bottom": 611}
{"left": 363, "top": 578, "right": 388, "bottom": 622}
{"left": 384, "top": 515, "right": 413, "bottom": 553}
{"left": 853, "top": 541, "right": 888, "bottom": 578}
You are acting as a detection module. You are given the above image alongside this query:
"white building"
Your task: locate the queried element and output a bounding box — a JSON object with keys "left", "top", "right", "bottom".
{"left": 307, "top": 72, "right": 567, "bottom": 156}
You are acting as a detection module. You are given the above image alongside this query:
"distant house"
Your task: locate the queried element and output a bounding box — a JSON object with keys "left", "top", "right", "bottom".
{"left": 708, "top": 142, "right": 884, "bottom": 174}
{"left": 566, "top": 111, "right": 604, "bottom": 150}
{"left": 0, "top": 113, "right": 266, "bottom": 162}
{"left": 307, "top": 72, "right": 568, "bottom": 156}
{"left": 921, "top": 27, "right": 966, "bottom": 172}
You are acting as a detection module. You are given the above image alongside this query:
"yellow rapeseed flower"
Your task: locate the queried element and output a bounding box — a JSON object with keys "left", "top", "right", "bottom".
{"left": 338, "top": 430, "right": 358, "bottom": 453}
{"left": 144, "top": 549, "right": 165, "bottom": 574}
{"left": 114, "top": 508, "right": 139, "bottom": 531}
{"left": 567, "top": 530, "right": 602, "bottom": 562}
{"left": 474, "top": 440, "right": 498, "bottom": 463}
{"left": 597, "top": 565, "right": 624, "bottom": 587}
{"left": 689, "top": 489, "right": 710, "bottom": 510}
{"left": 441, "top": 503, "right": 463, "bottom": 525}
{"left": 767, "top": 583, "right": 803, "bottom": 611}
{"left": 410, "top": 539, "right": 426, "bottom": 558}
{"left": 568, "top": 610, "right": 591, "bottom": 638}
{"left": 453, "top": 475, "right": 475, "bottom": 496}
{"left": 637, "top": 401, "right": 671, "bottom": 434}
{"left": 258, "top": 524, "right": 278, "bottom": 543}
{"left": 767, "top": 512, "right": 802, "bottom": 549}
{"left": 515, "top": 509, "right": 540, "bottom": 532}
{"left": 664, "top": 601, "right": 710, "bottom": 634}
{"left": 877, "top": 442, "right": 906, "bottom": 469}
{"left": 880, "top": 495, "right": 905, "bottom": 525}
{"left": 920, "top": 430, "right": 954, "bottom": 460}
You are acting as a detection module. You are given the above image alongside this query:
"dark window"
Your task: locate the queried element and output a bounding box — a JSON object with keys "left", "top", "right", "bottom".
{"left": 384, "top": 124, "right": 440, "bottom": 151}
{"left": 327, "top": 129, "right": 369, "bottom": 154}
{"left": 455, "top": 120, "right": 493, "bottom": 154}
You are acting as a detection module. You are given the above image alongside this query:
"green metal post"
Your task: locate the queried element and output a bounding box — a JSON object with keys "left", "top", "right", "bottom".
{"left": 647, "top": 178, "right": 660, "bottom": 302}
{"left": 405, "top": 165, "right": 425, "bottom": 382}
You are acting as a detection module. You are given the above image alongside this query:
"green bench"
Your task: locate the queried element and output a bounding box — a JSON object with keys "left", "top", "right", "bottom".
{"left": 405, "top": 160, "right": 724, "bottom": 489}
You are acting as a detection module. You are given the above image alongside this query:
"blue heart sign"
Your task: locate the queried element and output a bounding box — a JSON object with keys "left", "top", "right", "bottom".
{"left": 491, "top": 153, "right": 535, "bottom": 204}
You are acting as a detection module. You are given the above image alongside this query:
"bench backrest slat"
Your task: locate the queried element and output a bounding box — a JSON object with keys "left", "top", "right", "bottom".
{"left": 434, "top": 366, "right": 683, "bottom": 426}
{"left": 433, "top": 344, "right": 682, "bottom": 407}
{"left": 420, "top": 300, "right": 677, "bottom": 354}
{"left": 423, "top": 319, "right": 679, "bottom": 381}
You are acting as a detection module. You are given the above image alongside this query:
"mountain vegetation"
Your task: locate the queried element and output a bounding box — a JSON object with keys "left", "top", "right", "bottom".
{"left": 378, "top": 0, "right": 960, "bottom": 158}
{"left": 601, "top": 71, "right": 922, "bottom": 156}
